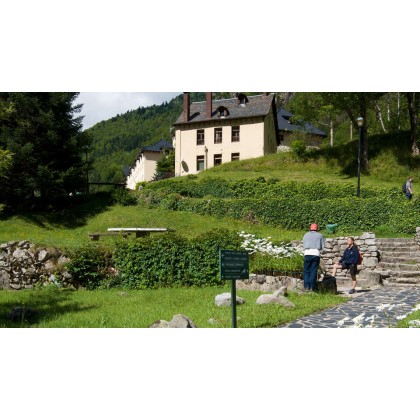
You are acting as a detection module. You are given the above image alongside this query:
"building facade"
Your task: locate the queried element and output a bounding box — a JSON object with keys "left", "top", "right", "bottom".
{"left": 172, "top": 93, "right": 278, "bottom": 177}
{"left": 126, "top": 139, "right": 173, "bottom": 189}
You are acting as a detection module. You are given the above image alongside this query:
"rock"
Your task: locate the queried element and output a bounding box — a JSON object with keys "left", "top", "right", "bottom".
{"left": 149, "top": 320, "right": 170, "bottom": 328}
{"left": 149, "top": 314, "right": 197, "bottom": 328}
{"left": 208, "top": 318, "right": 219, "bottom": 325}
{"left": 256, "top": 294, "right": 295, "bottom": 307}
{"left": 273, "top": 286, "right": 287, "bottom": 297}
{"left": 12, "top": 248, "right": 30, "bottom": 260}
{"left": 37, "top": 249, "right": 50, "bottom": 263}
{"left": 364, "top": 257, "right": 379, "bottom": 268}
{"left": 215, "top": 293, "right": 245, "bottom": 307}
{"left": 168, "top": 314, "right": 197, "bottom": 328}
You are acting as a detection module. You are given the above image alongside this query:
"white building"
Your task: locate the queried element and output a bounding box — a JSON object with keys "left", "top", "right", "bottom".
{"left": 126, "top": 139, "right": 173, "bottom": 189}
{"left": 172, "top": 93, "right": 279, "bottom": 177}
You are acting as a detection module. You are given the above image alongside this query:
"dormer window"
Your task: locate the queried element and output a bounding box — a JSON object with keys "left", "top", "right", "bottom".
{"left": 216, "top": 106, "right": 229, "bottom": 118}
{"left": 237, "top": 93, "right": 249, "bottom": 107}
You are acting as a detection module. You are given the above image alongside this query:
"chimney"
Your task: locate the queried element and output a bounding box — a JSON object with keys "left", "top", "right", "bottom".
{"left": 183, "top": 92, "right": 190, "bottom": 122}
{"left": 206, "top": 92, "right": 212, "bottom": 119}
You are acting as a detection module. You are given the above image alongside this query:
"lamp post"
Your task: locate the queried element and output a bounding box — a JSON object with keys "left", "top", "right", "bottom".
{"left": 356, "top": 117, "right": 364, "bottom": 197}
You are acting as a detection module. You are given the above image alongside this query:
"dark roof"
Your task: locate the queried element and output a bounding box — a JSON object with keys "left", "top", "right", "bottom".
{"left": 142, "top": 139, "right": 173, "bottom": 153}
{"left": 277, "top": 108, "right": 327, "bottom": 137}
{"left": 173, "top": 94, "right": 274, "bottom": 126}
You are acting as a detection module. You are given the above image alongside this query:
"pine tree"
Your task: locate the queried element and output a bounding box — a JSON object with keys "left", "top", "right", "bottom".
{"left": 0, "top": 93, "right": 92, "bottom": 207}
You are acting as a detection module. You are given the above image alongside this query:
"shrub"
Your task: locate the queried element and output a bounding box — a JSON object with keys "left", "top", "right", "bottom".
{"left": 112, "top": 188, "right": 137, "bottom": 206}
{"left": 290, "top": 140, "right": 307, "bottom": 160}
{"left": 66, "top": 245, "right": 113, "bottom": 290}
{"left": 113, "top": 229, "right": 241, "bottom": 289}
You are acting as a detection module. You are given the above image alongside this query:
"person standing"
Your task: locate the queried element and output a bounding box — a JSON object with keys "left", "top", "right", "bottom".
{"left": 302, "top": 223, "right": 325, "bottom": 291}
{"left": 405, "top": 176, "right": 413, "bottom": 200}
{"left": 332, "top": 237, "right": 360, "bottom": 294}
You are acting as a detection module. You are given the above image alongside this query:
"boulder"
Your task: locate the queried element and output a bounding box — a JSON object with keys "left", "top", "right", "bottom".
{"left": 215, "top": 293, "right": 245, "bottom": 307}
{"left": 168, "top": 314, "right": 197, "bottom": 328}
{"left": 149, "top": 314, "right": 197, "bottom": 328}
{"left": 256, "top": 294, "right": 295, "bottom": 308}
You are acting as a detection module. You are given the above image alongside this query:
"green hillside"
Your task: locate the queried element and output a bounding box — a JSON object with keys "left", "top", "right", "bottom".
{"left": 85, "top": 92, "right": 261, "bottom": 184}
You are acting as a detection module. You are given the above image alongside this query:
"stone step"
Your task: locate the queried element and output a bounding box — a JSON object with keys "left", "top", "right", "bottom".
{"left": 385, "top": 277, "right": 420, "bottom": 285}
{"left": 378, "top": 256, "right": 420, "bottom": 264}
{"left": 377, "top": 238, "right": 417, "bottom": 244}
{"left": 378, "top": 246, "right": 419, "bottom": 252}
{"left": 379, "top": 251, "right": 420, "bottom": 258}
{"left": 390, "top": 270, "right": 420, "bottom": 278}
{"left": 378, "top": 262, "right": 420, "bottom": 271}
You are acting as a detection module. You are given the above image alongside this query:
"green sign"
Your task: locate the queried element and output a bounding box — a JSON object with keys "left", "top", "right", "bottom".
{"left": 219, "top": 250, "right": 249, "bottom": 280}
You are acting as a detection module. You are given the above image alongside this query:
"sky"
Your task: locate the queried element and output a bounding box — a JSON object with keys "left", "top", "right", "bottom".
{"left": 75, "top": 92, "right": 182, "bottom": 130}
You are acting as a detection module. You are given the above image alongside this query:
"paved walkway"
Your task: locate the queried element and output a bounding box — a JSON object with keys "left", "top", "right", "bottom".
{"left": 280, "top": 286, "right": 420, "bottom": 328}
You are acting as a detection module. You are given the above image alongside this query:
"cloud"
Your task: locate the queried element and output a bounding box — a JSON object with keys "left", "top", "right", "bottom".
{"left": 75, "top": 92, "right": 181, "bottom": 130}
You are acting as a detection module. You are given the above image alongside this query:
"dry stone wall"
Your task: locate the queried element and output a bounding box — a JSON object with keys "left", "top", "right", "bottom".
{"left": 0, "top": 241, "right": 72, "bottom": 290}
{"left": 321, "top": 232, "right": 378, "bottom": 274}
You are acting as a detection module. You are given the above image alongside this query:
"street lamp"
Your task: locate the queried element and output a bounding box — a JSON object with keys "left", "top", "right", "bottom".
{"left": 356, "top": 117, "right": 364, "bottom": 197}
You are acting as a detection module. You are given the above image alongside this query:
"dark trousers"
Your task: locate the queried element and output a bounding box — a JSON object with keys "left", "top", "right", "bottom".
{"left": 304, "top": 255, "right": 320, "bottom": 290}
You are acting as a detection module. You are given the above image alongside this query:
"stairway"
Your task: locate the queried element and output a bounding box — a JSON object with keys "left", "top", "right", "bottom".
{"left": 330, "top": 238, "right": 420, "bottom": 290}
{"left": 376, "top": 238, "right": 420, "bottom": 286}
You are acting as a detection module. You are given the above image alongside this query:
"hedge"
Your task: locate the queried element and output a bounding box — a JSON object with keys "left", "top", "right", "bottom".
{"left": 142, "top": 177, "right": 402, "bottom": 201}
{"left": 113, "top": 230, "right": 241, "bottom": 289}
{"left": 137, "top": 189, "right": 420, "bottom": 233}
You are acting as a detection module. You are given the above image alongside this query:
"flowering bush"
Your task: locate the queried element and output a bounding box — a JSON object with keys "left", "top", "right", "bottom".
{"left": 238, "top": 232, "right": 304, "bottom": 274}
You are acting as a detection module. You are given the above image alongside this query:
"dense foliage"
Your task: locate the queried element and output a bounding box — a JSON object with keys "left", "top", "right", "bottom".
{"left": 0, "top": 93, "right": 90, "bottom": 209}
{"left": 113, "top": 230, "right": 241, "bottom": 289}
{"left": 136, "top": 178, "right": 420, "bottom": 234}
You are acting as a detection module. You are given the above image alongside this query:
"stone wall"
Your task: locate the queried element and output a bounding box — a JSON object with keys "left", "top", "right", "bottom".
{"left": 0, "top": 241, "right": 72, "bottom": 290}
{"left": 321, "top": 232, "right": 378, "bottom": 274}
{"left": 415, "top": 227, "right": 420, "bottom": 247}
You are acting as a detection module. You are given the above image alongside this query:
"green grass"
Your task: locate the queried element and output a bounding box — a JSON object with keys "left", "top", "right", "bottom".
{"left": 0, "top": 202, "right": 307, "bottom": 250}
{"left": 0, "top": 286, "right": 348, "bottom": 328}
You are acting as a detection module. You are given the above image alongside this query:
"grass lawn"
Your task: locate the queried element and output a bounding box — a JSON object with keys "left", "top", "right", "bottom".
{"left": 0, "top": 203, "right": 308, "bottom": 250}
{"left": 0, "top": 287, "right": 348, "bottom": 328}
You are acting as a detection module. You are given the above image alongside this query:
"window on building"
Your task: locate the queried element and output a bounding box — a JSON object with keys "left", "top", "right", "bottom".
{"left": 197, "top": 129, "right": 205, "bottom": 145}
{"left": 214, "top": 127, "right": 222, "bottom": 144}
{"left": 231, "top": 153, "right": 240, "bottom": 161}
{"left": 197, "top": 155, "right": 205, "bottom": 171}
{"left": 232, "top": 126, "right": 240, "bottom": 142}
{"left": 216, "top": 106, "right": 229, "bottom": 118}
{"left": 214, "top": 154, "right": 222, "bottom": 166}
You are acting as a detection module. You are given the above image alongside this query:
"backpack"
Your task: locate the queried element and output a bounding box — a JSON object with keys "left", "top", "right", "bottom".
{"left": 402, "top": 182, "right": 407, "bottom": 193}
{"left": 358, "top": 252, "right": 363, "bottom": 265}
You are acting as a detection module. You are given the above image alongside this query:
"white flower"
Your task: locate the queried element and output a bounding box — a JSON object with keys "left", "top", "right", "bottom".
{"left": 376, "top": 304, "right": 391, "bottom": 312}
{"left": 408, "top": 320, "right": 420, "bottom": 327}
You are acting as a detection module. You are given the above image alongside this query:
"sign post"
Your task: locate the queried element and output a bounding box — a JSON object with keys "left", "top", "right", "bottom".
{"left": 219, "top": 250, "right": 249, "bottom": 328}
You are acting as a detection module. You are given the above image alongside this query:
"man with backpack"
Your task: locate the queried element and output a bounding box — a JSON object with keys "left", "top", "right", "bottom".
{"left": 403, "top": 176, "right": 413, "bottom": 200}
{"left": 331, "top": 237, "right": 360, "bottom": 294}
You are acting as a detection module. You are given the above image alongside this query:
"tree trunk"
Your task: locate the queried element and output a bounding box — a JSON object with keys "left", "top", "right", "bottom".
{"left": 397, "top": 92, "right": 400, "bottom": 131}
{"left": 374, "top": 101, "right": 387, "bottom": 133}
{"left": 406, "top": 93, "right": 420, "bottom": 156}
{"left": 387, "top": 93, "right": 391, "bottom": 122}
{"left": 350, "top": 121, "right": 353, "bottom": 141}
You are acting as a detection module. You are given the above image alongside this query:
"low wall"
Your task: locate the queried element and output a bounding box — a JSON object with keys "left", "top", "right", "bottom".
{"left": 0, "top": 241, "right": 72, "bottom": 290}
{"left": 321, "top": 232, "right": 378, "bottom": 273}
